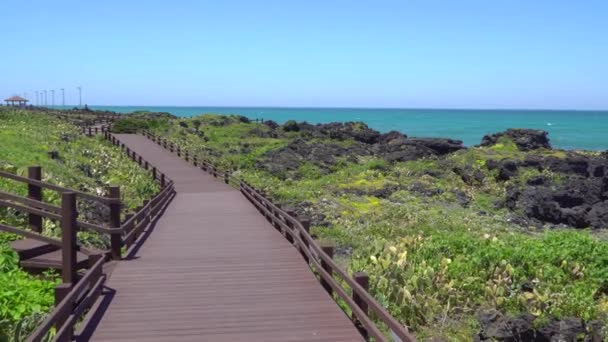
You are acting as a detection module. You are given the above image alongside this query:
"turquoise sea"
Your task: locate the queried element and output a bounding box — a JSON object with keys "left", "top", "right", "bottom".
{"left": 77, "top": 106, "right": 608, "bottom": 150}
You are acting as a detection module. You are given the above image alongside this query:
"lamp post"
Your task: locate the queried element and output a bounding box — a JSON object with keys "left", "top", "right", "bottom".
{"left": 77, "top": 86, "right": 82, "bottom": 107}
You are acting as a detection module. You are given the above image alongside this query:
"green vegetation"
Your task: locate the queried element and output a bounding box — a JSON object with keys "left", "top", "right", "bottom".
{"left": 151, "top": 114, "right": 608, "bottom": 340}
{"left": 110, "top": 112, "right": 172, "bottom": 133}
{"left": 0, "top": 108, "right": 159, "bottom": 340}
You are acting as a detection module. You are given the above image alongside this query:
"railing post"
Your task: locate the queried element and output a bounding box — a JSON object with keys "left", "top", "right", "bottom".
{"left": 61, "top": 192, "right": 77, "bottom": 283}
{"left": 48, "top": 151, "right": 59, "bottom": 159}
{"left": 139, "top": 199, "right": 150, "bottom": 239}
{"left": 144, "top": 160, "right": 149, "bottom": 170}
{"left": 124, "top": 213, "right": 134, "bottom": 248}
{"left": 152, "top": 167, "right": 157, "bottom": 182}
{"left": 138, "top": 155, "right": 143, "bottom": 166}
{"left": 88, "top": 127, "right": 92, "bottom": 136}
{"left": 193, "top": 156, "right": 198, "bottom": 167}
{"left": 161, "top": 174, "right": 166, "bottom": 188}
{"left": 285, "top": 209, "right": 296, "bottom": 244}
{"left": 353, "top": 272, "right": 370, "bottom": 339}
{"left": 273, "top": 203, "right": 282, "bottom": 231}
{"left": 28, "top": 166, "right": 43, "bottom": 233}
{"left": 54, "top": 283, "right": 73, "bottom": 341}
{"left": 320, "top": 244, "right": 334, "bottom": 297}
{"left": 108, "top": 186, "right": 122, "bottom": 260}
{"left": 185, "top": 151, "right": 189, "bottom": 162}
{"left": 224, "top": 172, "right": 230, "bottom": 184}
{"left": 177, "top": 146, "right": 181, "bottom": 157}
{"left": 299, "top": 218, "right": 311, "bottom": 263}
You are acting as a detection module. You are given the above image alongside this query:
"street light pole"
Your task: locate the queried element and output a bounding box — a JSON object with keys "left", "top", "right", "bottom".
{"left": 77, "top": 86, "right": 82, "bottom": 107}
{"left": 61, "top": 88, "right": 65, "bottom": 106}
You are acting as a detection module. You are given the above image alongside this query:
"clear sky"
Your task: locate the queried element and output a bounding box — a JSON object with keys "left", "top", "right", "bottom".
{"left": 1, "top": 0, "right": 607, "bottom": 109}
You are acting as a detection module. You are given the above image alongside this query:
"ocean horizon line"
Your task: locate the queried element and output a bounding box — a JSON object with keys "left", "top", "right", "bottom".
{"left": 50, "top": 105, "right": 608, "bottom": 113}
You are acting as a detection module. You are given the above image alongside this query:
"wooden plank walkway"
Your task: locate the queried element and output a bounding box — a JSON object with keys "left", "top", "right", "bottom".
{"left": 87, "top": 134, "right": 363, "bottom": 341}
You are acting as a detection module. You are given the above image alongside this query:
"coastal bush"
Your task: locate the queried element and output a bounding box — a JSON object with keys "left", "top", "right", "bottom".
{"left": 283, "top": 120, "right": 299, "bottom": 132}
{"left": 350, "top": 230, "right": 608, "bottom": 338}
{"left": 111, "top": 117, "right": 149, "bottom": 133}
{"left": 0, "top": 246, "right": 57, "bottom": 340}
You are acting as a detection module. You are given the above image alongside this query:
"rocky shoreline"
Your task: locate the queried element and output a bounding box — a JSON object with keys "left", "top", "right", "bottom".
{"left": 254, "top": 119, "right": 608, "bottom": 232}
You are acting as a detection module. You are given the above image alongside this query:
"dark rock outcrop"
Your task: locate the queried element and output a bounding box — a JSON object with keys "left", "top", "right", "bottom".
{"left": 373, "top": 142, "right": 437, "bottom": 163}
{"left": 378, "top": 130, "right": 407, "bottom": 144}
{"left": 283, "top": 120, "right": 300, "bottom": 132}
{"left": 405, "top": 138, "right": 464, "bottom": 155}
{"left": 453, "top": 166, "right": 485, "bottom": 186}
{"left": 506, "top": 176, "right": 608, "bottom": 228}
{"left": 264, "top": 120, "right": 279, "bottom": 129}
{"left": 476, "top": 310, "right": 536, "bottom": 341}
{"left": 487, "top": 159, "right": 519, "bottom": 181}
{"left": 481, "top": 129, "right": 551, "bottom": 151}
{"left": 315, "top": 122, "right": 381, "bottom": 144}
{"left": 257, "top": 139, "right": 372, "bottom": 178}
{"left": 476, "top": 310, "right": 590, "bottom": 341}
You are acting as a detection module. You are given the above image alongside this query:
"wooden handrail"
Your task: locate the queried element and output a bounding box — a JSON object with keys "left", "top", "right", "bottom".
{"left": 0, "top": 170, "right": 117, "bottom": 204}
{"left": 27, "top": 255, "right": 105, "bottom": 342}
{"left": 241, "top": 183, "right": 415, "bottom": 341}
{"left": 140, "top": 130, "right": 416, "bottom": 341}
{"left": 0, "top": 190, "right": 61, "bottom": 214}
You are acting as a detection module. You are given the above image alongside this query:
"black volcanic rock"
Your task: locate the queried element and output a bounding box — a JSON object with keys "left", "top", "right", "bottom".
{"left": 378, "top": 130, "right": 407, "bottom": 144}
{"left": 476, "top": 310, "right": 589, "bottom": 342}
{"left": 404, "top": 137, "right": 465, "bottom": 155}
{"left": 315, "top": 122, "right": 381, "bottom": 144}
{"left": 481, "top": 128, "right": 551, "bottom": 151}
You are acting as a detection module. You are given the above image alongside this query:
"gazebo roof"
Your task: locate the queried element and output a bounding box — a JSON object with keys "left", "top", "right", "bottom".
{"left": 4, "top": 95, "right": 28, "bottom": 102}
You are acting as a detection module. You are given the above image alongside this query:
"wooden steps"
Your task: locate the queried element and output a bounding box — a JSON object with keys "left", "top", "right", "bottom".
{"left": 10, "top": 238, "right": 59, "bottom": 259}
{"left": 10, "top": 238, "right": 89, "bottom": 272}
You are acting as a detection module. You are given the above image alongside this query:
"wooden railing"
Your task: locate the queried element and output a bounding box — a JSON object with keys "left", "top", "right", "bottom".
{"left": 141, "top": 130, "right": 416, "bottom": 342}
{"left": 0, "top": 178, "right": 108, "bottom": 342}
{"left": 82, "top": 124, "right": 112, "bottom": 137}
{"left": 0, "top": 126, "right": 174, "bottom": 341}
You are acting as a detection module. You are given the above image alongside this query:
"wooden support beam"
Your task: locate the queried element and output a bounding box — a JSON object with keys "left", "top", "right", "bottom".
{"left": 28, "top": 166, "right": 43, "bottom": 233}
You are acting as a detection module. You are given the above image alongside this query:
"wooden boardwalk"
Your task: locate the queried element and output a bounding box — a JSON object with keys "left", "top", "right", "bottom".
{"left": 87, "top": 134, "right": 362, "bottom": 341}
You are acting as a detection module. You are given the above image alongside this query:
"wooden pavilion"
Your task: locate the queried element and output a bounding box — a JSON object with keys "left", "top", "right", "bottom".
{"left": 4, "top": 95, "right": 28, "bottom": 107}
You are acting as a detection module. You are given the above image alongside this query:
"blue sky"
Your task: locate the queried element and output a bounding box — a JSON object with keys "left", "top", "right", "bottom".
{"left": 1, "top": 0, "right": 607, "bottom": 109}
